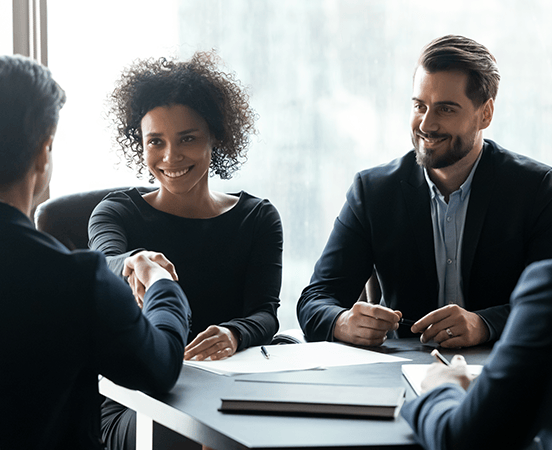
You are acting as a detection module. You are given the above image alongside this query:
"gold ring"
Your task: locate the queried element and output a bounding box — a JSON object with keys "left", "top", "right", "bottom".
{"left": 446, "top": 328, "right": 453, "bottom": 338}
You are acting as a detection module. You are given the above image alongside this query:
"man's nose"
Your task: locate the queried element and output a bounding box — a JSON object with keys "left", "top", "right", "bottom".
{"left": 419, "top": 110, "right": 439, "bottom": 134}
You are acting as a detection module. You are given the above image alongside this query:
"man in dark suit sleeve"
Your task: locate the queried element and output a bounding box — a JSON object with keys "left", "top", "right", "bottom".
{"left": 297, "top": 35, "right": 552, "bottom": 349}
{"left": 0, "top": 55, "right": 191, "bottom": 449}
{"left": 401, "top": 259, "right": 552, "bottom": 449}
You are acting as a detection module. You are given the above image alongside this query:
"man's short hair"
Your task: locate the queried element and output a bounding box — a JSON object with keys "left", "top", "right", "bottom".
{"left": 417, "top": 35, "right": 500, "bottom": 108}
{"left": 0, "top": 55, "right": 66, "bottom": 187}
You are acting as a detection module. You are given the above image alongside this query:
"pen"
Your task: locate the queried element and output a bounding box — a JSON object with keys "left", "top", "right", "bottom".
{"left": 431, "top": 349, "right": 452, "bottom": 366}
{"left": 399, "top": 317, "right": 416, "bottom": 326}
{"left": 260, "top": 346, "right": 270, "bottom": 360}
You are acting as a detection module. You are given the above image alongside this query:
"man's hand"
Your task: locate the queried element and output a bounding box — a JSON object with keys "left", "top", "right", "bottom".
{"left": 184, "top": 325, "right": 239, "bottom": 361}
{"left": 411, "top": 304, "right": 490, "bottom": 348}
{"left": 421, "top": 354, "right": 475, "bottom": 393}
{"left": 123, "top": 251, "right": 178, "bottom": 307}
{"left": 333, "top": 302, "right": 401, "bottom": 347}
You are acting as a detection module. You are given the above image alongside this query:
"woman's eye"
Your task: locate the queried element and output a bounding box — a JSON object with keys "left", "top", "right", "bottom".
{"left": 182, "top": 135, "right": 195, "bottom": 143}
{"left": 148, "top": 138, "right": 162, "bottom": 146}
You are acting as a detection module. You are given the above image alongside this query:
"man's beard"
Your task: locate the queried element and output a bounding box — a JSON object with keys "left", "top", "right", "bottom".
{"left": 413, "top": 130, "right": 476, "bottom": 169}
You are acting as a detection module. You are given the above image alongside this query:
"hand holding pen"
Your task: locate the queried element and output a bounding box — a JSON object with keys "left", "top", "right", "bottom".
{"left": 420, "top": 350, "right": 473, "bottom": 393}
{"left": 333, "top": 303, "right": 404, "bottom": 347}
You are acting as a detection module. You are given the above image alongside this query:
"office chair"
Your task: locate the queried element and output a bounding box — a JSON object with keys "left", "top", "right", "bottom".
{"left": 35, "top": 186, "right": 155, "bottom": 250}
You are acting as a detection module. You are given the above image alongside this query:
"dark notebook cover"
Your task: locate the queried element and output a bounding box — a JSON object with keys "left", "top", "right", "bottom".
{"left": 219, "top": 381, "right": 405, "bottom": 419}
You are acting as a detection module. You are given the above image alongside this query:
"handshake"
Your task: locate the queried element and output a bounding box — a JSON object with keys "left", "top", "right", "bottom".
{"left": 123, "top": 251, "right": 179, "bottom": 307}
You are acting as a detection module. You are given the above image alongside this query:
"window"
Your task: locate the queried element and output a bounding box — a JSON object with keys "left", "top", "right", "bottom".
{"left": 1, "top": 2, "right": 13, "bottom": 55}
{"left": 46, "top": 0, "right": 552, "bottom": 331}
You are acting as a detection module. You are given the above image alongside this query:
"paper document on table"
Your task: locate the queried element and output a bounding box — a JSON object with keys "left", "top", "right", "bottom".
{"left": 184, "top": 341, "right": 410, "bottom": 376}
{"left": 402, "top": 364, "right": 483, "bottom": 396}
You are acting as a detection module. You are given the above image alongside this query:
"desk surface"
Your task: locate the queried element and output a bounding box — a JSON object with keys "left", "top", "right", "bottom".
{"left": 99, "top": 338, "right": 493, "bottom": 450}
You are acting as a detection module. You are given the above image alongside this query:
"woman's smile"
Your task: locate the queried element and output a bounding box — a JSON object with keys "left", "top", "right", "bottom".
{"left": 160, "top": 166, "right": 193, "bottom": 178}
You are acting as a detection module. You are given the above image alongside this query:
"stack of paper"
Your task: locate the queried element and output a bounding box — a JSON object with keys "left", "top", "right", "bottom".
{"left": 184, "top": 341, "right": 410, "bottom": 376}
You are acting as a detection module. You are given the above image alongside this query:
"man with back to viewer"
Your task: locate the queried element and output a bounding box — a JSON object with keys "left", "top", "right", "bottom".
{"left": 297, "top": 35, "right": 552, "bottom": 349}
{"left": 0, "top": 54, "right": 191, "bottom": 449}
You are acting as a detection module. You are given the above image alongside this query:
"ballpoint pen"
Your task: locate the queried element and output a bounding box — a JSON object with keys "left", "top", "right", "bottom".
{"left": 260, "top": 346, "right": 270, "bottom": 359}
{"left": 399, "top": 318, "right": 416, "bottom": 326}
{"left": 431, "top": 349, "right": 452, "bottom": 366}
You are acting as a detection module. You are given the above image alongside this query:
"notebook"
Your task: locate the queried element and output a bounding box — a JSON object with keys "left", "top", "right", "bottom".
{"left": 219, "top": 380, "right": 406, "bottom": 419}
{"left": 402, "top": 364, "right": 483, "bottom": 396}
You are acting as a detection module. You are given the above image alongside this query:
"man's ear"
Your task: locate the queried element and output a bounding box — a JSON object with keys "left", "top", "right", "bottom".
{"left": 35, "top": 135, "right": 54, "bottom": 175}
{"left": 479, "top": 98, "right": 494, "bottom": 130}
{"left": 31, "top": 135, "right": 55, "bottom": 208}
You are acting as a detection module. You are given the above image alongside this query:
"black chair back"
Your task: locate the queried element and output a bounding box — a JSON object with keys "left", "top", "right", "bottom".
{"left": 35, "top": 186, "right": 155, "bottom": 250}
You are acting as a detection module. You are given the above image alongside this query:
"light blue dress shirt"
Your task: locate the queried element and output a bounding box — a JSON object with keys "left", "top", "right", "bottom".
{"left": 423, "top": 152, "right": 482, "bottom": 308}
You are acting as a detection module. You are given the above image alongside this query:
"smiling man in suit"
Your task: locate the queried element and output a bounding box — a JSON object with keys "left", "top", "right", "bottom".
{"left": 297, "top": 35, "right": 552, "bottom": 349}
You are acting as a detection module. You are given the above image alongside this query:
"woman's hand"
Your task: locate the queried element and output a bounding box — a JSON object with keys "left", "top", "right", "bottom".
{"left": 123, "top": 250, "right": 178, "bottom": 307}
{"left": 184, "top": 325, "right": 239, "bottom": 361}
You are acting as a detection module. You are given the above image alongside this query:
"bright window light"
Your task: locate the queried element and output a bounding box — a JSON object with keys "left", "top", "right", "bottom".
{"left": 0, "top": 2, "right": 13, "bottom": 55}
{"left": 46, "top": 0, "right": 552, "bottom": 330}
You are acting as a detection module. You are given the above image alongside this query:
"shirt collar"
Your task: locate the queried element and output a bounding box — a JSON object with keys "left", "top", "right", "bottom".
{"left": 423, "top": 148, "right": 484, "bottom": 201}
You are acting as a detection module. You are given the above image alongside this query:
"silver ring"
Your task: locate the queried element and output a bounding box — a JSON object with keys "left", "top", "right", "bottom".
{"left": 446, "top": 328, "right": 454, "bottom": 338}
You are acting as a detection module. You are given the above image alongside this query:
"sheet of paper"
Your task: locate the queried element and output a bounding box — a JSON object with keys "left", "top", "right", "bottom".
{"left": 402, "top": 364, "right": 483, "bottom": 396}
{"left": 184, "top": 341, "right": 410, "bottom": 376}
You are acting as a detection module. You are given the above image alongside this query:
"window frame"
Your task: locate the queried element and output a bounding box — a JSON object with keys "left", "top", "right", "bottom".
{"left": 12, "top": 0, "right": 48, "bottom": 65}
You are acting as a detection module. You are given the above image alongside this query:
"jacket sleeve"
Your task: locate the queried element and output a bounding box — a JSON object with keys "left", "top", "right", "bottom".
{"left": 297, "top": 173, "right": 374, "bottom": 341}
{"left": 401, "top": 260, "right": 552, "bottom": 450}
{"left": 92, "top": 254, "right": 191, "bottom": 393}
{"left": 524, "top": 169, "right": 552, "bottom": 265}
{"left": 474, "top": 167, "right": 552, "bottom": 340}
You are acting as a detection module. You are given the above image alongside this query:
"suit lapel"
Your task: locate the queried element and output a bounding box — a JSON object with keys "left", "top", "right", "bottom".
{"left": 400, "top": 161, "right": 438, "bottom": 294}
{"left": 462, "top": 142, "right": 494, "bottom": 294}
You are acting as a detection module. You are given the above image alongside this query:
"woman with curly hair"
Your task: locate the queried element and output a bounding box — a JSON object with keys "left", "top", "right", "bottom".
{"left": 88, "top": 52, "right": 282, "bottom": 449}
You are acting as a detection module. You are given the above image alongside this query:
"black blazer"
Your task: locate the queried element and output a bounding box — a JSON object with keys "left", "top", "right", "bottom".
{"left": 402, "top": 259, "right": 552, "bottom": 449}
{"left": 0, "top": 203, "right": 191, "bottom": 449}
{"left": 298, "top": 139, "right": 552, "bottom": 341}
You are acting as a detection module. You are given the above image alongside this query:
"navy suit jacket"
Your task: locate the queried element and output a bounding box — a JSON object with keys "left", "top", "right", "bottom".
{"left": 402, "top": 259, "right": 552, "bottom": 450}
{"left": 298, "top": 139, "right": 552, "bottom": 341}
{"left": 0, "top": 203, "right": 191, "bottom": 449}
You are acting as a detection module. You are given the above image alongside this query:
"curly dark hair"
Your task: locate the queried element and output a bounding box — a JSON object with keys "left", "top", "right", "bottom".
{"left": 109, "top": 51, "right": 256, "bottom": 181}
